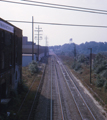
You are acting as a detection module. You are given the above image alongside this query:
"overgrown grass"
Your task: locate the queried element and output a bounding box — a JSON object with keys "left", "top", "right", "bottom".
{"left": 4, "top": 63, "right": 45, "bottom": 120}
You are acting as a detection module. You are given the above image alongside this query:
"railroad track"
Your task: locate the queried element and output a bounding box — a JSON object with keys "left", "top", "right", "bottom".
{"left": 54, "top": 55, "right": 97, "bottom": 120}
{"left": 17, "top": 64, "right": 46, "bottom": 120}
{"left": 50, "top": 56, "right": 64, "bottom": 120}
{"left": 33, "top": 55, "right": 105, "bottom": 120}
{"left": 55, "top": 54, "right": 106, "bottom": 119}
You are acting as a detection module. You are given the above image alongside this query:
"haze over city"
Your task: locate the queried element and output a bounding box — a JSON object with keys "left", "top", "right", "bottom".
{"left": 0, "top": 0, "right": 107, "bottom": 46}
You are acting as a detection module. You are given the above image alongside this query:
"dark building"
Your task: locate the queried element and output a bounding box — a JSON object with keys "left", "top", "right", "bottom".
{"left": 0, "top": 18, "right": 22, "bottom": 103}
{"left": 22, "top": 37, "right": 49, "bottom": 66}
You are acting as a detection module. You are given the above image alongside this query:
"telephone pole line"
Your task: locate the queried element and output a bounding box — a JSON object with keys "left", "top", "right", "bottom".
{"left": 35, "top": 25, "right": 43, "bottom": 61}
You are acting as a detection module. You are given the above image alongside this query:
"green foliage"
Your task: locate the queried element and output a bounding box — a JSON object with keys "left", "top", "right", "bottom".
{"left": 77, "top": 54, "right": 89, "bottom": 64}
{"left": 93, "top": 53, "right": 105, "bottom": 66}
{"left": 95, "top": 64, "right": 106, "bottom": 74}
{"left": 29, "top": 60, "right": 39, "bottom": 74}
{"left": 104, "top": 81, "right": 107, "bottom": 89}
{"left": 51, "top": 41, "right": 107, "bottom": 55}
{"left": 93, "top": 53, "right": 107, "bottom": 74}
{"left": 61, "top": 51, "right": 65, "bottom": 55}
{"left": 95, "top": 75, "right": 106, "bottom": 87}
{"left": 101, "top": 70, "right": 107, "bottom": 79}
{"left": 72, "top": 61, "right": 81, "bottom": 71}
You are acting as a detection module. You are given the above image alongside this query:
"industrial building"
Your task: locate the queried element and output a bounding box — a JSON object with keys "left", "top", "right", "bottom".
{"left": 0, "top": 18, "right": 22, "bottom": 104}
{"left": 22, "top": 37, "right": 49, "bottom": 66}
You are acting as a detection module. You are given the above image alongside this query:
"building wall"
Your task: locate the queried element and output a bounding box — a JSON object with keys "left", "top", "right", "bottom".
{"left": 22, "top": 37, "right": 49, "bottom": 64}
{"left": 0, "top": 18, "right": 22, "bottom": 100}
{"left": 23, "top": 36, "right": 28, "bottom": 45}
{"left": 22, "top": 54, "right": 36, "bottom": 67}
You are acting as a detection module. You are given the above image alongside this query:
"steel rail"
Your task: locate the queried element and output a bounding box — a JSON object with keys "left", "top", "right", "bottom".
{"left": 55, "top": 55, "right": 84, "bottom": 119}
{"left": 61, "top": 61, "right": 96, "bottom": 120}
{"left": 66, "top": 66, "right": 105, "bottom": 105}
{"left": 58, "top": 62, "right": 84, "bottom": 120}
{"left": 55, "top": 55, "right": 96, "bottom": 120}
{"left": 54, "top": 59, "right": 65, "bottom": 120}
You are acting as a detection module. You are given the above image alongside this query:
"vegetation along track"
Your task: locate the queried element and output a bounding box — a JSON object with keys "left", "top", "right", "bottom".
{"left": 55, "top": 55, "right": 105, "bottom": 120}
{"left": 17, "top": 64, "right": 46, "bottom": 120}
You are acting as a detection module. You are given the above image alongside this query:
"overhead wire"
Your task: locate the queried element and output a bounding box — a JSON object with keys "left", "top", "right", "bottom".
{"left": 7, "top": 20, "right": 107, "bottom": 28}
{"left": 22, "top": 0, "right": 107, "bottom": 13}
{"left": 0, "top": 0, "right": 107, "bottom": 15}
{"left": 1, "top": 0, "right": 107, "bottom": 28}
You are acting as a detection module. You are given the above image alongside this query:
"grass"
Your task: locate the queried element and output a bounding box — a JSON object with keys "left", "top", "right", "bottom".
{"left": 3, "top": 64, "right": 45, "bottom": 120}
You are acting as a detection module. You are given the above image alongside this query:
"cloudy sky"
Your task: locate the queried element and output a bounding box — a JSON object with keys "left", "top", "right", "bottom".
{"left": 0, "top": 0, "right": 107, "bottom": 46}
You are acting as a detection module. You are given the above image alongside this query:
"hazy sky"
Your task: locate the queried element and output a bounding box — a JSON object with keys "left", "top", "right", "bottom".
{"left": 0, "top": 0, "right": 107, "bottom": 46}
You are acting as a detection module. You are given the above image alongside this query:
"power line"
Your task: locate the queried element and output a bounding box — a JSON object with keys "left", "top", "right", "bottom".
{"left": 22, "top": 0, "right": 107, "bottom": 13}
{"left": 1, "top": 0, "right": 107, "bottom": 15}
{"left": 7, "top": 20, "right": 107, "bottom": 28}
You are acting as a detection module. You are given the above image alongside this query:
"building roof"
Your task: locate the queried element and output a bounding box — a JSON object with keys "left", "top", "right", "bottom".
{"left": 22, "top": 45, "right": 47, "bottom": 54}
{"left": 22, "top": 36, "right": 48, "bottom": 55}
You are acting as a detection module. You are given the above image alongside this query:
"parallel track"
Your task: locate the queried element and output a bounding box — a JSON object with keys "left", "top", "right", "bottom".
{"left": 55, "top": 55, "right": 96, "bottom": 120}
{"left": 50, "top": 56, "right": 65, "bottom": 120}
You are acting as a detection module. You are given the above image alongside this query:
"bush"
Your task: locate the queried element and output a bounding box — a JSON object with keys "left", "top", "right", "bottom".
{"left": 95, "top": 64, "right": 106, "bottom": 74}
{"left": 104, "top": 81, "right": 107, "bottom": 89}
{"left": 101, "top": 70, "right": 107, "bottom": 79}
{"left": 96, "top": 75, "right": 105, "bottom": 87}
{"left": 93, "top": 53, "right": 107, "bottom": 72}
{"left": 29, "top": 60, "right": 39, "bottom": 74}
{"left": 75, "top": 63, "right": 81, "bottom": 71}
{"left": 71, "top": 61, "right": 81, "bottom": 71}
{"left": 77, "top": 54, "right": 87, "bottom": 63}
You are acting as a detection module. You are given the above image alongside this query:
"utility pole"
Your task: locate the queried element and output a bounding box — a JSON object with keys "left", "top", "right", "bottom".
{"left": 35, "top": 25, "right": 43, "bottom": 61}
{"left": 88, "top": 48, "right": 92, "bottom": 84}
{"left": 32, "top": 16, "right": 34, "bottom": 60}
